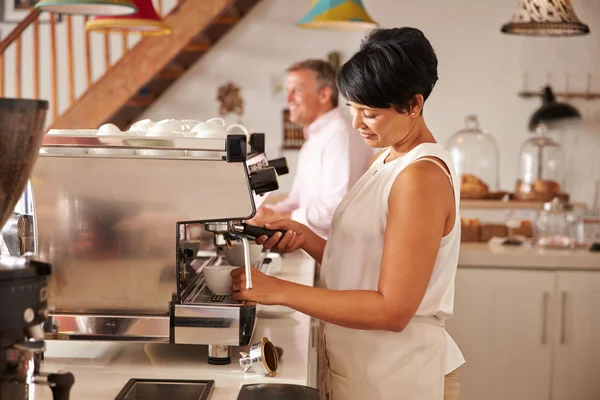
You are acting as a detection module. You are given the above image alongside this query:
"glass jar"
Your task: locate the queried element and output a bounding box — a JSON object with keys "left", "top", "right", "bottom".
{"left": 536, "top": 197, "right": 578, "bottom": 249}
{"left": 514, "top": 124, "right": 566, "bottom": 201}
{"left": 446, "top": 115, "right": 500, "bottom": 199}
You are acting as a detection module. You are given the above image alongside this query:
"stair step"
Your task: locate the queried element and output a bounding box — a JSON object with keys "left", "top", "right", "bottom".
{"left": 182, "top": 42, "right": 211, "bottom": 53}
{"left": 127, "top": 95, "right": 157, "bottom": 107}
{"left": 216, "top": 3, "right": 241, "bottom": 25}
{"left": 157, "top": 66, "right": 185, "bottom": 79}
{"left": 214, "top": 15, "right": 239, "bottom": 24}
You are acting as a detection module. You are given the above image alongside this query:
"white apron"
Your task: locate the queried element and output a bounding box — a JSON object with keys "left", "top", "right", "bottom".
{"left": 320, "top": 143, "right": 464, "bottom": 400}
{"left": 324, "top": 316, "right": 446, "bottom": 399}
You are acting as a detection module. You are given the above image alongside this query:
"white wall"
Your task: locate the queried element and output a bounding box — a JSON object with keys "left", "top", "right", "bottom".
{"left": 2, "top": 0, "right": 598, "bottom": 205}
{"left": 139, "top": 0, "right": 600, "bottom": 206}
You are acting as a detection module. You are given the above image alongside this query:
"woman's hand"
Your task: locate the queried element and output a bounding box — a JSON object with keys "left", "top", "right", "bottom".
{"left": 230, "top": 266, "right": 285, "bottom": 305}
{"left": 247, "top": 206, "right": 290, "bottom": 227}
{"left": 256, "top": 220, "right": 308, "bottom": 254}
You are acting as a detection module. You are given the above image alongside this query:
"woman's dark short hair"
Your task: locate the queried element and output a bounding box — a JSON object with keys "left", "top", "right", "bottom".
{"left": 337, "top": 27, "right": 438, "bottom": 114}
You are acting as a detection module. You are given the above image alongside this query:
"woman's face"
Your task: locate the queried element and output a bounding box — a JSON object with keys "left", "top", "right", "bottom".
{"left": 346, "top": 98, "right": 423, "bottom": 148}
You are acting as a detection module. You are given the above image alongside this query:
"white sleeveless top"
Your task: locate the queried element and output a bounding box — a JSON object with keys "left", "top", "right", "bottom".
{"left": 320, "top": 142, "right": 465, "bottom": 373}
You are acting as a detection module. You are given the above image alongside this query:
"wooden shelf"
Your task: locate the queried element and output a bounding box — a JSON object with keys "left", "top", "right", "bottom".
{"left": 518, "top": 90, "right": 600, "bottom": 100}
{"left": 461, "top": 199, "right": 588, "bottom": 210}
{"left": 282, "top": 108, "right": 304, "bottom": 149}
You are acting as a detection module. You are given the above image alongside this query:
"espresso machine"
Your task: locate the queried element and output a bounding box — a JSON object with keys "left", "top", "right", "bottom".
{"left": 27, "top": 128, "right": 287, "bottom": 365}
{"left": 0, "top": 98, "right": 74, "bottom": 400}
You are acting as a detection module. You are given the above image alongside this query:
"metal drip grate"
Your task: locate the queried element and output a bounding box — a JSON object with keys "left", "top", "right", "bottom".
{"left": 209, "top": 294, "right": 231, "bottom": 303}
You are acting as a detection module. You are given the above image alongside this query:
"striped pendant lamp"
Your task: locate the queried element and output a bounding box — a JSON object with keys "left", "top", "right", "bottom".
{"left": 85, "top": 0, "right": 171, "bottom": 36}
{"left": 501, "top": 0, "right": 590, "bottom": 36}
{"left": 297, "top": 0, "right": 378, "bottom": 31}
{"left": 35, "top": 0, "right": 137, "bottom": 16}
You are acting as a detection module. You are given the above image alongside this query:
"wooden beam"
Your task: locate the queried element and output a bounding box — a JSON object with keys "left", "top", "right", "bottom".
{"left": 49, "top": 0, "right": 236, "bottom": 129}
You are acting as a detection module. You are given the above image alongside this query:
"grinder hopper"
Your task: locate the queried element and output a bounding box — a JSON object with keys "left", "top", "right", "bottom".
{"left": 0, "top": 98, "right": 76, "bottom": 400}
{"left": 0, "top": 98, "right": 48, "bottom": 227}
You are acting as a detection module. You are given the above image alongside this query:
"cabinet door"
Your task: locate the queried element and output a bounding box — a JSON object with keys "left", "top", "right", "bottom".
{"left": 551, "top": 271, "right": 600, "bottom": 400}
{"left": 446, "top": 268, "right": 555, "bottom": 400}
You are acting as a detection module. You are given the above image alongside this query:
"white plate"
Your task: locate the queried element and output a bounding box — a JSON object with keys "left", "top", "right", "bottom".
{"left": 257, "top": 304, "right": 296, "bottom": 318}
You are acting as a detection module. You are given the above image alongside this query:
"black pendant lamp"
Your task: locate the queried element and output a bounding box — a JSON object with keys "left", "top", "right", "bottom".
{"left": 528, "top": 86, "right": 581, "bottom": 131}
{"left": 502, "top": 0, "right": 590, "bottom": 36}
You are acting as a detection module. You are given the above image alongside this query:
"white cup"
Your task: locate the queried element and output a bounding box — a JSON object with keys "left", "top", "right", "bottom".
{"left": 226, "top": 123, "right": 250, "bottom": 141}
{"left": 138, "top": 122, "right": 185, "bottom": 156}
{"left": 181, "top": 119, "right": 200, "bottom": 132}
{"left": 129, "top": 119, "right": 155, "bottom": 133}
{"left": 222, "top": 242, "right": 264, "bottom": 267}
{"left": 203, "top": 265, "right": 238, "bottom": 295}
{"left": 89, "top": 124, "right": 136, "bottom": 156}
{"left": 192, "top": 118, "right": 227, "bottom": 138}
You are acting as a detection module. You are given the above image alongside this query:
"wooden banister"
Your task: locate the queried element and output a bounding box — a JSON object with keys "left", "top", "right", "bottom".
{"left": 15, "top": 36, "right": 21, "bottom": 97}
{"left": 33, "top": 19, "right": 40, "bottom": 98}
{"left": 104, "top": 33, "right": 111, "bottom": 71}
{"left": 84, "top": 16, "right": 92, "bottom": 86}
{"left": 0, "top": 9, "right": 40, "bottom": 54}
{"left": 0, "top": 54, "right": 3, "bottom": 97}
{"left": 50, "top": 13, "right": 58, "bottom": 119}
{"left": 121, "top": 32, "right": 128, "bottom": 53}
{"left": 67, "top": 15, "right": 75, "bottom": 104}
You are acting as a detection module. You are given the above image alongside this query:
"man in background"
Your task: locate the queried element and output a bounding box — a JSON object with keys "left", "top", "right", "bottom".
{"left": 253, "top": 59, "right": 372, "bottom": 238}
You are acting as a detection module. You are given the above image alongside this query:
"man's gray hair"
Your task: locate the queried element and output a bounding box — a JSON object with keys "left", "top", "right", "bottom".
{"left": 287, "top": 59, "right": 339, "bottom": 107}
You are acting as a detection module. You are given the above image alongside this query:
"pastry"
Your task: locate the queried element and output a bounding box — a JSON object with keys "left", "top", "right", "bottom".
{"left": 460, "top": 218, "right": 481, "bottom": 242}
{"left": 460, "top": 174, "right": 489, "bottom": 198}
{"left": 533, "top": 179, "right": 561, "bottom": 194}
{"left": 515, "top": 179, "right": 561, "bottom": 201}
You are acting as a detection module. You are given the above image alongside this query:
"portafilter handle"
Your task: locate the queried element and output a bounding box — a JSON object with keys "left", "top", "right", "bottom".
{"left": 232, "top": 223, "right": 287, "bottom": 240}
{"left": 47, "top": 372, "right": 75, "bottom": 400}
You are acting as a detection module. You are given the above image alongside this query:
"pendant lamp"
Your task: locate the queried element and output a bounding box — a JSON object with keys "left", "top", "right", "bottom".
{"left": 35, "top": 0, "right": 137, "bottom": 16}
{"left": 297, "top": 0, "right": 378, "bottom": 31}
{"left": 528, "top": 86, "right": 581, "bottom": 131}
{"left": 501, "top": 0, "right": 590, "bottom": 36}
{"left": 86, "top": 0, "right": 171, "bottom": 36}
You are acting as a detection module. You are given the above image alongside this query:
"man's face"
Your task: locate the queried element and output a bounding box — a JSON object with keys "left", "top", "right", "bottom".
{"left": 285, "top": 69, "right": 324, "bottom": 126}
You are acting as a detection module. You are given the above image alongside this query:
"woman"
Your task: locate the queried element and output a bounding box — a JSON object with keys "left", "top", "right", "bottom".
{"left": 231, "top": 27, "right": 465, "bottom": 399}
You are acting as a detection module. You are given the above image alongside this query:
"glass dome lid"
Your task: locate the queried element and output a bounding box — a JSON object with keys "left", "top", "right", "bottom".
{"left": 447, "top": 115, "right": 501, "bottom": 199}
{"left": 514, "top": 123, "right": 566, "bottom": 201}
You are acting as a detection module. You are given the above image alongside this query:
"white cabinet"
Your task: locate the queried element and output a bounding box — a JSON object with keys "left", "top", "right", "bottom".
{"left": 551, "top": 271, "right": 600, "bottom": 400}
{"left": 447, "top": 268, "right": 600, "bottom": 400}
{"left": 446, "top": 269, "right": 555, "bottom": 400}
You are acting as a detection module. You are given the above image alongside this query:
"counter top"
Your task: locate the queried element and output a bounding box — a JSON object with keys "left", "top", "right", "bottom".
{"left": 36, "top": 252, "right": 317, "bottom": 400}
{"left": 459, "top": 243, "right": 600, "bottom": 270}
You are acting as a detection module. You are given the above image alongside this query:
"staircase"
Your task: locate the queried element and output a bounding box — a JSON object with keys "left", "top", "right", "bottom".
{"left": 0, "top": 0, "right": 261, "bottom": 130}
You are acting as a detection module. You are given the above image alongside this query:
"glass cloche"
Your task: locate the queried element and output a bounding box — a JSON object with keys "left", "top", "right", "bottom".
{"left": 514, "top": 123, "right": 566, "bottom": 201}
{"left": 446, "top": 115, "right": 500, "bottom": 199}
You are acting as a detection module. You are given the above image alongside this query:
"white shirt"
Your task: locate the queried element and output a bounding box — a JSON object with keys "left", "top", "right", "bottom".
{"left": 321, "top": 143, "right": 465, "bottom": 374}
{"left": 268, "top": 108, "right": 372, "bottom": 238}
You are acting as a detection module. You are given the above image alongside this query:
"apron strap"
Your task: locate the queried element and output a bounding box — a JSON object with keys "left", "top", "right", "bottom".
{"left": 411, "top": 315, "right": 445, "bottom": 328}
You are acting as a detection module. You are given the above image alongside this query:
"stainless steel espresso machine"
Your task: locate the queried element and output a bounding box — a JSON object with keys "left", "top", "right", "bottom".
{"left": 26, "top": 128, "right": 287, "bottom": 365}
{"left": 0, "top": 98, "right": 74, "bottom": 400}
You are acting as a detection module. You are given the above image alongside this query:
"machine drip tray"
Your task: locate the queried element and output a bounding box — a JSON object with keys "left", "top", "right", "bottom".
{"left": 114, "top": 379, "right": 214, "bottom": 400}
{"left": 236, "top": 384, "right": 320, "bottom": 400}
